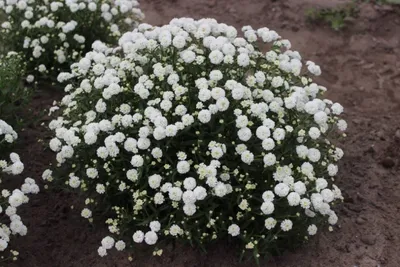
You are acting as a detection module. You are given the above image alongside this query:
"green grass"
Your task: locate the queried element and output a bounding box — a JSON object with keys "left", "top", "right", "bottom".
{"left": 305, "top": 3, "right": 358, "bottom": 31}
{"left": 305, "top": 0, "right": 399, "bottom": 31}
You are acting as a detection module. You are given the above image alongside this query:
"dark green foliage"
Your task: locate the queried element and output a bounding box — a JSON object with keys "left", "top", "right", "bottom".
{"left": 0, "top": 52, "right": 31, "bottom": 124}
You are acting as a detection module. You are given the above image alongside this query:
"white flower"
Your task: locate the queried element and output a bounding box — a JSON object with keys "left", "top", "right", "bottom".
{"left": 198, "top": 110, "right": 211, "bottom": 123}
{"left": 97, "top": 147, "right": 109, "bottom": 159}
{"left": 131, "top": 155, "right": 144, "bottom": 167}
{"left": 177, "top": 161, "right": 190, "bottom": 174}
{"left": 182, "top": 177, "right": 196, "bottom": 191}
{"left": 168, "top": 187, "right": 183, "bottom": 201}
{"left": 301, "top": 162, "right": 314, "bottom": 176}
{"left": 321, "top": 189, "right": 335, "bottom": 203}
{"left": 263, "top": 118, "right": 275, "bottom": 128}
{"left": 337, "top": 119, "right": 347, "bottom": 131}
{"left": 153, "top": 127, "right": 166, "bottom": 140}
{"left": 234, "top": 144, "right": 246, "bottom": 155}
{"left": 151, "top": 148, "right": 163, "bottom": 159}
{"left": 287, "top": 192, "right": 301, "bottom": 206}
{"left": 237, "top": 53, "right": 249, "bottom": 67}
{"left": 183, "top": 203, "right": 197, "bottom": 216}
{"left": 262, "top": 190, "right": 275, "bottom": 202}
{"left": 42, "top": 169, "right": 52, "bottom": 181}
{"left": 206, "top": 176, "right": 218, "bottom": 188}
{"left": 308, "top": 127, "right": 321, "bottom": 140}
{"left": 148, "top": 174, "right": 162, "bottom": 189}
{"left": 154, "top": 192, "right": 165, "bottom": 205}
{"left": 165, "top": 125, "right": 178, "bottom": 137}
{"left": 271, "top": 76, "right": 284, "bottom": 87}
{"left": 327, "top": 164, "right": 338, "bottom": 176}
{"left": 133, "top": 230, "right": 144, "bottom": 243}
{"left": 10, "top": 161, "right": 24, "bottom": 175}
{"left": 216, "top": 97, "right": 230, "bottom": 111}
{"left": 263, "top": 153, "right": 276, "bottom": 166}
{"left": 96, "top": 184, "right": 106, "bottom": 194}
{"left": 296, "top": 145, "right": 308, "bottom": 158}
{"left": 170, "top": 224, "right": 182, "bottom": 236}
{"left": 241, "top": 150, "right": 254, "bottom": 165}
{"left": 237, "top": 127, "right": 252, "bottom": 142}
{"left": 214, "top": 183, "right": 228, "bottom": 197}
{"left": 161, "top": 183, "right": 172, "bottom": 193}
{"left": 193, "top": 186, "right": 207, "bottom": 200}
{"left": 101, "top": 236, "right": 115, "bottom": 250}
{"left": 304, "top": 101, "right": 320, "bottom": 115}
{"left": 280, "top": 219, "right": 293, "bottom": 231}
{"left": 293, "top": 181, "right": 306, "bottom": 195}
{"left": 98, "top": 246, "right": 107, "bottom": 257}
{"left": 209, "top": 70, "right": 223, "bottom": 81}
{"left": 314, "top": 179, "right": 327, "bottom": 193}
{"left": 149, "top": 221, "right": 161, "bottom": 232}
{"left": 81, "top": 208, "right": 92, "bottom": 219}
{"left": 86, "top": 168, "right": 98, "bottom": 179}
{"left": 49, "top": 138, "right": 62, "bottom": 152}
{"left": 274, "top": 183, "right": 289, "bottom": 197}
{"left": 173, "top": 36, "right": 186, "bottom": 49}
{"left": 115, "top": 240, "right": 126, "bottom": 251}
{"left": 261, "top": 201, "right": 274, "bottom": 215}
{"left": 307, "top": 148, "right": 321, "bottom": 162}
{"left": 331, "top": 103, "right": 344, "bottom": 115}
{"left": 239, "top": 199, "right": 249, "bottom": 210}
{"left": 198, "top": 89, "right": 211, "bottom": 102}
{"left": 307, "top": 224, "right": 318, "bottom": 235}
{"left": 182, "top": 190, "right": 197, "bottom": 204}
{"left": 262, "top": 138, "right": 275, "bottom": 151}
{"left": 211, "top": 87, "right": 225, "bottom": 100}
{"left": 228, "top": 224, "right": 240, "bottom": 237}
{"left": 69, "top": 176, "right": 81, "bottom": 188}
{"left": 256, "top": 126, "right": 271, "bottom": 140}
{"left": 300, "top": 198, "right": 311, "bottom": 209}
{"left": 235, "top": 115, "right": 248, "bottom": 128}
{"left": 307, "top": 61, "right": 321, "bottom": 76}
{"left": 272, "top": 128, "right": 285, "bottom": 141}
{"left": 209, "top": 50, "right": 223, "bottom": 64}
{"left": 8, "top": 190, "right": 25, "bottom": 207}
{"left": 264, "top": 217, "right": 277, "bottom": 230}
{"left": 144, "top": 231, "right": 158, "bottom": 245}
{"left": 328, "top": 212, "right": 338, "bottom": 225}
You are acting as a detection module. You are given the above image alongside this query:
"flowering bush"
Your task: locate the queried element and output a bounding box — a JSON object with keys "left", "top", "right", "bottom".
{"left": 0, "top": 119, "right": 39, "bottom": 260}
{"left": 45, "top": 18, "right": 347, "bottom": 260}
{"left": 0, "top": 0, "right": 144, "bottom": 81}
{"left": 0, "top": 52, "right": 32, "bottom": 123}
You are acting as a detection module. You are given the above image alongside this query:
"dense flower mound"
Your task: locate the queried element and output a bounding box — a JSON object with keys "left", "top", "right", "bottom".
{"left": 0, "top": 120, "right": 39, "bottom": 259}
{"left": 45, "top": 18, "right": 347, "bottom": 259}
{"left": 0, "top": 0, "right": 144, "bottom": 81}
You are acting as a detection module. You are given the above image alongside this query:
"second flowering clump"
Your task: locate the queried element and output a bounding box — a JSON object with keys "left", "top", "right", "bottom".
{"left": 0, "top": 119, "right": 39, "bottom": 259}
{"left": 46, "top": 18, "right": 346, "bottom": 259}
{"left": 0, "top": 0, "right": 144, "bottom": 81}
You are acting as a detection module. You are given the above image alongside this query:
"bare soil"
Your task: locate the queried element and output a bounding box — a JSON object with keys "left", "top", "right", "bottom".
{"left": 5, "top": 0, "right": 400, "bottom": 266}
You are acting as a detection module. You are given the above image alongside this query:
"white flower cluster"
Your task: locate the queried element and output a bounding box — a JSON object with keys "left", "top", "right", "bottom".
{"left": 0, "top": 0, "right": 144, "bottom": 80}
{"left": 46, "top": 18, "right": 346, "bottom": 257}
{"left": 0, "top": 120, "right": 17, "bottom": 144}
{"left": 0, "top": 119, "right": 39, "bottom": 255}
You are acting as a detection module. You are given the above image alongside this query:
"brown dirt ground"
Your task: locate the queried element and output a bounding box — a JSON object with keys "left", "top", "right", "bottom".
{"left": 4, "top": 0, "right": 400, "bottom": 266}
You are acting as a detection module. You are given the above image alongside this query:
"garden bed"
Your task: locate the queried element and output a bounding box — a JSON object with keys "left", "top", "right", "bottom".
{"left": 5, "top": 0, "right": 400, "bottom": 266}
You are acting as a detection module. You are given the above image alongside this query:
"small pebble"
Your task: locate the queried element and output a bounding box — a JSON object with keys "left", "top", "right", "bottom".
{"left": 355, "top": 216, "right": 367, "bottom": 225}
{"left": 395, "top": 129, "right": 400, "bottom": 141}
{"left": 360, "top": 234, "right": 376, "bottom": 246}
{"left": 381, "top": 157, "right": 395, "bottom": 169}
